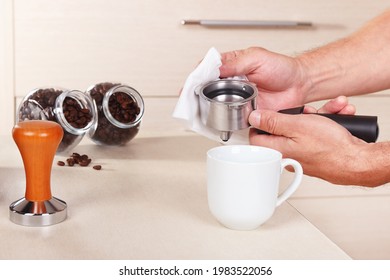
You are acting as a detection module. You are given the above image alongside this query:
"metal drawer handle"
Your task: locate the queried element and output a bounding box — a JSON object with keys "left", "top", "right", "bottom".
{"left": 181, "top": 19, "right": 312, "bottom": 28}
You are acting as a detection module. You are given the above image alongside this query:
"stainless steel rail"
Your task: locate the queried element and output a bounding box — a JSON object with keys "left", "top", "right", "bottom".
{"left": 181, "top": 19, "right": 312, "bottom": 27}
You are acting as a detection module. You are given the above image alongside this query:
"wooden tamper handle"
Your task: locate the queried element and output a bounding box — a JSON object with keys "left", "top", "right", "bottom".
{"left": 9, "top": 120, "right": 67, "bottom": 226}
{"left": 13, "top": 120, "right": 63, "bottom": 201}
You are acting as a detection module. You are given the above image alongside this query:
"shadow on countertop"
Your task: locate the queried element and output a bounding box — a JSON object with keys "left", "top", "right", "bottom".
{"left": 68, "top": 134, "right": 220, "bottom": 162}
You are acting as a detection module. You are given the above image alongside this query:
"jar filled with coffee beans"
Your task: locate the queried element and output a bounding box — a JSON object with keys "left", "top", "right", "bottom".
{"left": 17, "top": 88, "right": 96, "bottom": 154}
{"left": 86, "top": 82, "right": 144, "bottom": 146}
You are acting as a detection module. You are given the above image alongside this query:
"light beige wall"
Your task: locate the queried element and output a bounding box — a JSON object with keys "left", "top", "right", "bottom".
{"left": 1, "top": 0, "right": 390, "bottom": 133}
{"left": 0, "top": 0, "right": 14, "bottom": 134}
{"left": 11, "top": 0, "right": 390, "bottom": 96}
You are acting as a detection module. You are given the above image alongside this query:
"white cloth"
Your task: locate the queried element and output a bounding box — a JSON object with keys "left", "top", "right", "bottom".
{"left": 172, "top": 47, "right": 249, "bottom": 144}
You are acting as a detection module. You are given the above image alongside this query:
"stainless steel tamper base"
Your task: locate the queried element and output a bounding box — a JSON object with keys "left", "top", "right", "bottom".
{"left": 9, "top": 197, "right": 67, "bottom": 227}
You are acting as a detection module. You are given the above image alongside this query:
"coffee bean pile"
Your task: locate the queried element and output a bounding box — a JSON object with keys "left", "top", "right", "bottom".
{"left": 57, "top": 152, "right": 102, "bottom": 170}
{"left": 18, "top": 88, "right": 93, "bottom": 152}
{"left": 63, "top": 98, "right": 93, "bottom": 129}
{"left": 109, "top": 91, "right": 141, "bottom": 123}
{"left": 88, "top": 82, "right": 141, "bottom": 145}
{"left": 18, "top": 88, "right": 62, "bottom": 121}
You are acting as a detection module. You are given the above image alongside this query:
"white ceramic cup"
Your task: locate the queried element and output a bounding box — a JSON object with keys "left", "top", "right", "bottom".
{"left": 207, "top": 145, "right": 303, "bottom": 230}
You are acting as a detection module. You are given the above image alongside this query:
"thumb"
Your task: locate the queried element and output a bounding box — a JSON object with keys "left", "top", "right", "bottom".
{"left": 248, "top": 109, "right": 296, "bottom": 137}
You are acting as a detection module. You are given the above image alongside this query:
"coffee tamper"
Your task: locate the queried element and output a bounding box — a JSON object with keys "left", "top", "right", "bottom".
{"left": 10, "top": 120, "right": 67, "bottom": 226}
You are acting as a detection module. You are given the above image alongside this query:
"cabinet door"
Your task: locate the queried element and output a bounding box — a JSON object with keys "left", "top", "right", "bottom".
{"left": 3, "top": 0, "right": 390, "bottom": 134}
{"left": 13, "top": 0, "right": 389, "bottom": 97}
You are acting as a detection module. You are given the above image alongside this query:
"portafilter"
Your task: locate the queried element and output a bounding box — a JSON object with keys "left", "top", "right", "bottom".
{"left": 197, "top": 79, "right": 379, "bottom": 143}
{"left": 197, "top": 79, "right": 257, "bottom": 142}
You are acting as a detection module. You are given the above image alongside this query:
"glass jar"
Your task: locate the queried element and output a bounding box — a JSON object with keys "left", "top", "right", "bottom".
{"left": 86, "top": 82, "right": 144, "bottom": 146}
{"left": 17, "top": 87, "right": 96, "bottom": 154}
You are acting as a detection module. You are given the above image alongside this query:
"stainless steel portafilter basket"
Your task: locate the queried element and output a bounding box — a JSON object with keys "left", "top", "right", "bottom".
{"left": 197, "top": 80, "right": 257, "bottom": 142}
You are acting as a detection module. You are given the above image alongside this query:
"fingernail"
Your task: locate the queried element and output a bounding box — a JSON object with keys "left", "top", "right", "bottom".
{"left": 336, "top": 95, "right": 347, "bottom": 103}
{"left": 249, "top": 110, "right": 261, "bottom": 126}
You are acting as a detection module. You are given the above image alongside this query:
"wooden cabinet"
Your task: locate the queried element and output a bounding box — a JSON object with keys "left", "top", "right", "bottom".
{"left": 1, "top": 0, "right": 390, "bottom": 132}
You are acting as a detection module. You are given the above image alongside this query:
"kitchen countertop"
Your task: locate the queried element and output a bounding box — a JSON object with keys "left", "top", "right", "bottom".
{"left": 0, "top": 131, "right": 350, "bottom": 260}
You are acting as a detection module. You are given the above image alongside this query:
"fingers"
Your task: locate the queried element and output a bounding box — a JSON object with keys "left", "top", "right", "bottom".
{"left": 219, "top": 50, "right": 247, "bottom": 77}
{"left": 303, "top": 96, "right": 356, "bottom": 115}
{"left": 219, "top": 48, "right": 260, "bottom": 78}
{"left": 303, "top": 105, "right": 318, "bottom": 114}
{"left": 334, "top": 104, "right": 356, "bottom": 115}
{"left": 249, "top": 128, "right": 290, "bottom": 152}
{"left": 248, "top": 110, "right": 299, "bottom": 152}
{"left": 220, "top": 50, "right": 242, "bottom": 63}
{"left": 249, "top": 109, "right": 299, "bottom": 137}
{"left": 317, "top": 96, "right": 356, "bottom": 114}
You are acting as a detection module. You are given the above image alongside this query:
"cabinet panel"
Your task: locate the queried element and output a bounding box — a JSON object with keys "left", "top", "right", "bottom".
{"left": 0, "top": 0, "right": 14, "bottom": 134}
{"left": 13, "top": 0, "right": 390, "bottom": 98}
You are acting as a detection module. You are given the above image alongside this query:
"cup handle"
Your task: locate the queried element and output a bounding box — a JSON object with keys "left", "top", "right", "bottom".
{"left": 276, "top": 159, "right": 303, "bottom": 207}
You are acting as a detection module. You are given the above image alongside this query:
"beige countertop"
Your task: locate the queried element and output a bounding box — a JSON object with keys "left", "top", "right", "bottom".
{"left": 0, "top": 129, "right": 350, "bottom": 260}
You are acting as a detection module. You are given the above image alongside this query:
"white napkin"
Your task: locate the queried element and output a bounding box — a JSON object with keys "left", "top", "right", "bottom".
{"left": 172, "top": 47, "right": 249, "bottom": 144}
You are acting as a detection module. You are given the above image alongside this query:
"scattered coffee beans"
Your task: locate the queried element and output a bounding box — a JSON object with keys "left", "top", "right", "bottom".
{"left": 57, "top": 152, "right": 101, "bottom": 170}
{"left": 88, "top": 82, "right": 142, "bottom": 145}
{"left": 18, "top": 88, "right": 94, "bottom": 153}
{"left": 69, "top": 153, "right": 91, "bottom": 167}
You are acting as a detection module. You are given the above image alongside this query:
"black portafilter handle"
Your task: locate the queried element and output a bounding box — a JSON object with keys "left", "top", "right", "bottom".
{"left": 256, "top": 106, "right": 379, "bottom": 143}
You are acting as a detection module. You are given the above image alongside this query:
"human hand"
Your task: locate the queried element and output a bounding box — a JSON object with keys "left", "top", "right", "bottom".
{"left": 304, "top": 95, "right": 356, "bottom": 115}
{"left": 248, "top": 109, "right": 366, "bottom": 185}
{"left": 220, "top": 47, "right": 307, "bottom": 110}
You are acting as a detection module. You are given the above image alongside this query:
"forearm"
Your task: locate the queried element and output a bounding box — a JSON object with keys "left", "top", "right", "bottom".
{"left": 352, "top": 142, "right": 390, "bottom": 187}
{"left": 298, "top": 9, "right": 390, "bottom": 103}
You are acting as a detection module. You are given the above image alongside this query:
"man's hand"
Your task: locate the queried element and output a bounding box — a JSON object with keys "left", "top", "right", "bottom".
{"left": 248, "top": 109, "right": 369, "bottom": 185}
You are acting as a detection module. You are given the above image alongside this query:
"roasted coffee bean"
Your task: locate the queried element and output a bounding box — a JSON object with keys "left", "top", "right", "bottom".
{"left": 71, "top": 154, "right": 80, "bottom": 164}
{"left": 88, "top": 82, "right": 141, "bottom": 145}
{"left": 57, "top": 161, "right": 65, "bottom": 166}
{"left": 79, "top": 158, "right": 92, "bottom": 166}
{"left": 93, "top": 165, "right": 102, "bottom": 170}
{"left": 66, "top": 158, "right": 75, "bottom": 166}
